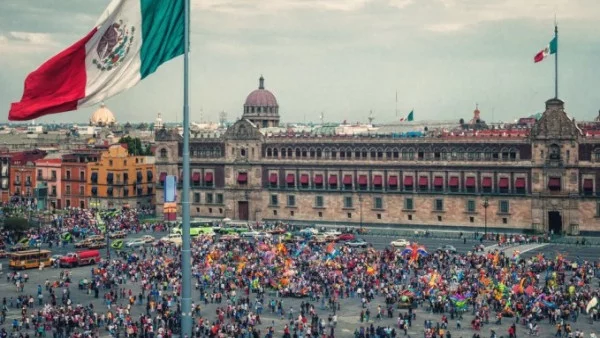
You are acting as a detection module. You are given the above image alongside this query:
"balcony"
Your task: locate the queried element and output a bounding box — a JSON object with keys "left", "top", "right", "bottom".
{"left": 13, "top": 181, "right": 21, "bottom": 186}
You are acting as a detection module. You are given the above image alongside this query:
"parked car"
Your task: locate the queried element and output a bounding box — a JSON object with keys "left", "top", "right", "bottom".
{"left": 74, "top": 239, "right": 92, "bottom": 248}
{"left": 87, "top": 241, "right": 107, "bottom": 249}
{"left": 109, "top": 231, "right": 127, "bottom": 239}
{"left": 140, "top": 235, "right": 155, "bottom": 244}
{"left": 437, "top": 245, "right": 457, "bottom": 254}
{"left": 390, "top": 238, "right": 410, "bottom": 247}
{"left": 126, "top": 239, "right": 146, "bottom": 248}
{"left": 345, "top": 238, "right": 369, "bottom": 248}
{"left": 337, "top": 233, "right": 355, "bottom": 242}
{"left": 50, "top": 254, "right": 63, "bottom": 265}
{"left": 323, "top": 229, "right": 341, "bottom": 236}
{"left": 111, "top": 239, "right": 124, "bottom": 250}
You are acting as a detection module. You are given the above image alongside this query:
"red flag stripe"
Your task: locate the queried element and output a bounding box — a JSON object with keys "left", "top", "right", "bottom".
{"left": 533, "top": 49, "right": 545, "bottom": 63}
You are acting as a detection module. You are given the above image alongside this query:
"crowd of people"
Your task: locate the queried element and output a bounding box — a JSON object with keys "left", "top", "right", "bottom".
{"left": 0, "top": 206, "right": 598, "bottom": 338}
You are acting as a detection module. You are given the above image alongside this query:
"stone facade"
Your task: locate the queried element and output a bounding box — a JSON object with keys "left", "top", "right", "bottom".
{"left": 154, "top": 99, "right": 600, "bottom": 235}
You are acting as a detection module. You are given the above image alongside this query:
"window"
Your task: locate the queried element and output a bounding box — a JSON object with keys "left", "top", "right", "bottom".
{"left": 123, "top": 187, "right": 129, "bottom": 197}
{"left": 469, "top": 216, "right": 474, "bottom": 223}
{"left": 107, "top": 187, "right": 113, "bottom": 197}
{"left": 66, "top": 171, "right": 71, "bottom": 180}
{"left": 287, "top": 195, "right": 296, "bottom": 207}
{"left": 160, "top": 149, "right": 167, "bottom": 158}
{"left": 148, "top": 187, "right": 153, "bottom": 195}
{"left": 374, "top": 197, "right": 383, "bottom": 209}
{"left": 270, "top": 194, "right": 278, "bottom": 206}
{"left": 206, "top": 193, "right": 213, "bottom": 204}
{"left": 315, "top": 196, "right": 324, "bottom": 208}
{"left": 79, "top": 186, "right": 84, "bottom": 196}
{"left": 499, "top": 200, "right": 509, "bottom": 214}
{"left": 434, "top": 199, "right": 444, "bottom": 211}
{"left": 347, "top": 213, "right": 352, "bottom": 218}
{"left": 437, "top": 215, "right": 442, "bottom": 222}
{"left": 91, "top": 187, "right": 97, "bottom": 196}
{"left": 290, "top": 210, "right": 295, "bottom": 216}
{"left": 65, "top": 186, "right": 71, "bottom": 195}
{"left": 597, "top": 202, "right": 600, "bottom": 217}
{"left": 273, "top": 210, "right": 278, "bottom": 216}
{"left": 407, "top": 214, "right": 412, "bottom": 221}
{"left": 37, "top": 170, "right": 42, "bottom": 178}
{"left": 109, "top": 160, "right": 113, "bottom": 166}
{"left": 51, "top": 170, "right": 57, "bottom": 180}
{"left": 502, "top": 217, "right": 508, "bottom": 224}
{"left": 216, "top": 193, "right": 223, "bottom": 204}
{"left": 194, "top": 193, "right": 200, "bottom": 203}
{"left": 467, "top": 200, "right": 476, "bottom": 213}
{"left": 344, "top": 196, "right": 353, "bottom": 208}
{"left": 405, "top": 198, "right": 414, "bottom": 210}
{"left": 377, "top": 213, "right": 382, "bottom": 220}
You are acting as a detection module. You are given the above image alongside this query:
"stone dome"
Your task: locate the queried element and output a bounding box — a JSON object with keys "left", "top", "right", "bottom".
{"left": 244, "top": 76, "right": 278, "bottom": 107}
{"left": 241, "top": 76, "right": 280, "bottom": 128}
{"left": 90, "top": 103, "right": 116, "bottom": 126}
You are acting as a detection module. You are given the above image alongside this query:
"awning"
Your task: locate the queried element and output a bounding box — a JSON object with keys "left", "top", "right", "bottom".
{"left": 388, "top": 175, "right": 398, "bottom": 186}
{"left": 403, "top": 176, "right": 413, "bottom": 186}
{"left": 465, "top": 177, "right": 476, "bottom": 188}
{"left": 449, "top": 176, "right": 459, "bottom": 187}
{"left": 498, "top": 177, "right": 509, "bottom": 189}
{"left": 358, "top": 175, "right": 368, "bottom": 186}
{"left": 192, "top": 172, "right": 201, "bottom": 182}
{"left": 343, "top": 175, "right": 353, "bottom": 185}
{"left": 300, "top": 174, "right": 309, "bottom": 185}
{"left": 204, "top": 172, "right": 213, "bottom": 182}
{"left": 329, "top": 175, "right": 338, "bottom": 185}
{"left": 373, "top": 175, "right": 383, "bottom": 186}
{"left": 286, "top": 173, "right": 295, "bottom": 184}
{"left": 433, "top": 176, "right": 443, "bottom": 187}
{"left": 160, "top": 172, "right": 167, "bottom": 182}
{"left": 482, "top": 177, "right": 492, "bottom": 188}
{"left": 314, "top": 174, "right": 324, "bottom": 185}
{"left": 237, "top": 172, "right": 248, "bottom": 183}
{"left": 583, "top": 178, "right": 593, "bottom": 190}
{"left": 269, "top": 173, "right": 278, "bottom": 184}
{"left": 418, "top": 176, "right": 428, "bottom": 186}
{"left": 515, "top": 177, "right": 526, "bottom": 188}
{"left": 548, "top": 177, "right": 561, "bottom": 189}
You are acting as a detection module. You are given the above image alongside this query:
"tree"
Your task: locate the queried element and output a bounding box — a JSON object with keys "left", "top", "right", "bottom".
{"left": 118, "top": 136, "right": 148, "bottom": 156}
{"left": 3, "top": 217, "right": 32, "bottom": 236}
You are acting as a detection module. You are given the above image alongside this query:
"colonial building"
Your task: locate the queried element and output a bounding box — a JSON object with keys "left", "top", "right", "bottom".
{"left": 154, "top": 79, "right": 600, "bottom": 235}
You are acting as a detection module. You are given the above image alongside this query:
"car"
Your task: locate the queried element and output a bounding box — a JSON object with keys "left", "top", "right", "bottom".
{"left": 109, "top": 231, "right": 127, "bottom": 239}
{"left": 299, "top": 228, "right": 319, "bottom": 235}
{"left": 140, "top": 235, "right": 155, "bottom": 244}
{"left": 436, "top": 245, "right": 457, "bottom": 253}
{"left": 390, "top": 238, "right": 410, "bottom": 247}
{"left": 219, "top": 234, "right": 240, "bottom": 241}
{"left": 337, "top": 233, "right": 355, "bottom": 242}
{"left": 74, "top": 239, "right": 91, "bottom": 248}
{"left": 110, "top": 239, "right": 124, "bottom": 250}
{"left": 87, "top": 241, "right": 107, "bottom": 249}
{"left": 50, "top": 254, "right": 63, "bottom": 265}
{"left": 345, "top": 238, "right": 369, "bottom": 248}
{"left": 323, "top": 229, "right": 341, "bottom": 236}
{"left": 126, "top": 239, "right": 146, "bottom": 248}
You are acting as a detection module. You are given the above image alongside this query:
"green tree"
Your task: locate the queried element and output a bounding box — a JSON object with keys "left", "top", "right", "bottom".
{"left": 118, "top": 136, "right": 147, "bottom": 156}
{"left": 3, "top": 217, "right": 32, "bottom": 236}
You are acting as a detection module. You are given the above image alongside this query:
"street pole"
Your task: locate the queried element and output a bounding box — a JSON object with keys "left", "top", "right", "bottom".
{"left": 483, "top": 197, "right": 489, "bottom": 239}
{"left": 359, "top": 194, "right": 363, "bottom": 230}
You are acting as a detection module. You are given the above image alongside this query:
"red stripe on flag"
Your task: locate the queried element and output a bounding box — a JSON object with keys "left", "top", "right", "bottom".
{"left": 9, "top": 28, "right": 97, "bottom": 121}
{"left": 533, "top": 49, "right": 545, "bottom": 63}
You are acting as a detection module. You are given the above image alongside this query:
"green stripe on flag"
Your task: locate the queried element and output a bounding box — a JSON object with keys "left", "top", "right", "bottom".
{"left": 549, "top": 36, "right": 557, "bottom": 54}
{"left": 139, "top": 0, "right": 185, "bottom": 79}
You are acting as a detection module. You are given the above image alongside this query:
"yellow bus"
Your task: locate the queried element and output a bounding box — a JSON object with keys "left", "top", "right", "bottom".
{"left": 9, "top": 250, "right": 51, "bottom": 270}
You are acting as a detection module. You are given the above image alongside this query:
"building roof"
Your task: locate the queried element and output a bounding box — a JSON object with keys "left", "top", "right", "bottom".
{"left": 244, "top": 76, "right": 278, "bottom": 107}
{"left": 90, "top": 103, "right": 116, "bottom": 126}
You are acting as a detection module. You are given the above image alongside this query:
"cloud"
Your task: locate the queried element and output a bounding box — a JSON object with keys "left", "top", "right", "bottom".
{"left": 192, "top": 0, "right": 368, "bottom": 14}
{"left": 0, "top": 31, "right": 59, "bottom": 55}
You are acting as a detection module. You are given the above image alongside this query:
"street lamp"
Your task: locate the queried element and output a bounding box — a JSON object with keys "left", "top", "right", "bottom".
{"left": 483, "top": 197, "right": 489, "bottom": 239}
{"left": 359, "top": 194, "right": 363, "bottom": 231}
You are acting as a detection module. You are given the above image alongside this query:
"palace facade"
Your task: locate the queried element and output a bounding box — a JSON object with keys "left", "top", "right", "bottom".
{"left": 154, "top": 78, "right": 600, "bottom": 235}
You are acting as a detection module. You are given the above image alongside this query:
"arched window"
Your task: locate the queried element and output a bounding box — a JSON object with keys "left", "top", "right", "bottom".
{"left": 549, "top": 144, "right": 561, "bottom": 160}
{"left": 160, "top": 148, "right": 167, "bottom": 158}
{"left": 266, "top": 148, "right": 272, "bottom": 157}
{"left": 273, "top": 148, "right": 278, "bottom": 157}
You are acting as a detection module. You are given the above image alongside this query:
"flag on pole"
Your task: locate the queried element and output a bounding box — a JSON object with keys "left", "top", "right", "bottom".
{"left": 534, "top": 36, "right": 557, "bottom": 63}
{"left": 9, "top": 0, "right": 184, "bottom": 121}
{"left": 400, "top": 110, "right": 414, "bottom": 122}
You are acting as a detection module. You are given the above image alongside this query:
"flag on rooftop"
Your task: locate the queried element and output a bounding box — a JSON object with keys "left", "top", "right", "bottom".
{"left": 400, "top": 110, "right": 414, "bottom": 122}
{"left": 9, "top": 0, "right": 184, "bottom": 121}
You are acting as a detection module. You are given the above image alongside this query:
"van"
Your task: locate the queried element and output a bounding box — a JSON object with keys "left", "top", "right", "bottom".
{"left": 170, "top": 221, "right": 215, "bottom": 236}
{"left": 218, "top": 221, "right": 250, "bottom": 234}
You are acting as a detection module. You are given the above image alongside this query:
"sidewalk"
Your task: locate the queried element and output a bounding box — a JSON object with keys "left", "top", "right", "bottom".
{"left": 481, "top": 242, "right": 548, "bottom": 257}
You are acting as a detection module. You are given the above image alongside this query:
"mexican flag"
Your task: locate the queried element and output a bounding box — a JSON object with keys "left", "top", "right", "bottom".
{"left": 9, "top": 0, "right": 184, "bottom": 121}
{"left": 534, "top": 36, "right": 557, "bottom": 63}
{"left": 400, "top": 110, "right": 414, "bottom": 122}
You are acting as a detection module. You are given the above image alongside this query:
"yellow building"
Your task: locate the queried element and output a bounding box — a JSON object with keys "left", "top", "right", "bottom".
{"left": 87, "top": 144, "right": 155, "bottom": 209}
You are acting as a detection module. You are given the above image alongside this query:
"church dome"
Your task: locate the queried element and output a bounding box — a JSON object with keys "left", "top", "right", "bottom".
{"left": 90, "top": 103, "right": 116, "bottom": 126}
{"left": 244, "top": 76, "right": 278, "bottom": 107}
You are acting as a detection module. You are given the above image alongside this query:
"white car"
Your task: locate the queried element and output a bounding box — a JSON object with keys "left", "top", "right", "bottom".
{"left": 299, "top": 228, "right": 319, "bottom": 235}
{"left": 390, "top": 238, "right": 410, "bottom": 247}
{"left": 126, "top": 239, "right": 146, "bottom": 248}
{"left": 50, "top": 255, "right": 63, "bottom": 265}
{"left": 240, "top": 231, "right": 272, "bottom": 240}
{"left": 323, "top": 230, "right": 341, "bottom": 236}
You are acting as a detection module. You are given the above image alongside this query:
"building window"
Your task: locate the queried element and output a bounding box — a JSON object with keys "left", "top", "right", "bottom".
{"left": 160, "top": 149, "right": 167, "bottom": 158}
{"left": 344, "top": 196, "right": 353, "bottom": 208}
{"left": 216, "top": 193, "right": 223, "bottom": 204}
{"left": 377, "top": 213, "right": 382, "bottom": 219}
{"left": 66, "top": 171, "right": 71, "bottom": 180}
{"left": 79, "top": 186, "right": 84, "bottom": 196}
{"left": 404, "top": 197, "right": 414, "bottom": 210}
{"left": 273, "top": 210, "right": 277, "bottom": 216}
{"left": 434, "top": 199, "right": 444, "bottom": 211}
{"left": 469, "top": 216, "right": 474, "bottom": 223}
{"left": 437, "top": 215, "right": 442, "bottom": 222}
{"left": 502, "top": 217, "right": 508, "bottom": 224}
{"left": 467, "top": 200, "right": 476, "bottom": 213}
{"left": 407, "top": 214, "right": 412, "bottom": 221}
{"left": 148, "top": 187, "right": 153, "bottom": 195}
{"left": 109, "top": 160, "right": 113, "bottom": 166}
{"left": 499, "top": 200, "right": 509, "bottom": 214}
{"left": 193, "top": 193, "right": 200, "bottom": 203}
{"left": 347, "top": 212, "right": 352, "bottom": 219}
{"left": 206, "top": 193, "right": 213, "bottom": 204}
{"left": 374, "top": 197, "right": 383, "bottom": 209}
{"left": 107, "top": 188, "right": 113, "bottom": 197}
{"left": 315, "top": 195, "right": 324, "bottom": 208}
{"left": 270, "top": 194, "right": 278, "bottom": 206}
{"left": 65, "top": 186, "right": 71, "bottom": 195}
{"left": 287, "top": 195, "right": 295, "bottom": 207}
{"left": 51, "top": 170, "right": 56, "bottom": 180}
{"left": 290, "top": 210, "right": 295, "bottom": 217}
{"left": 37, "top": 170, "right": 42, "bottom": 178}
{"left": 123, "top": 187, "right": 129, "bottom": 197}
{"left": 596, "top": 202, "right": 600, "bottom": 217}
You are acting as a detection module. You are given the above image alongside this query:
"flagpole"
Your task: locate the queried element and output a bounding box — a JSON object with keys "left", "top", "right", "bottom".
{"left": 181, "top": 0, "right": 192, "bottom": 335}
{"left": 554, "top": 23, "right": 558, "bottom": 99}
{"left": 395, "top": 90, "right": 398, "bottom": 117}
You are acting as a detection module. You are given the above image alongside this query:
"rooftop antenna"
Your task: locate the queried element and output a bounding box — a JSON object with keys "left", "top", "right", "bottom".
{"left": 368, "top": 110, "right": 375, "bottom": 125}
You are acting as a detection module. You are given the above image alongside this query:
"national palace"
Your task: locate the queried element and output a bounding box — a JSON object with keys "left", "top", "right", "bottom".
{"left": 154, "top": 76, "right": 600, "bottom": 235}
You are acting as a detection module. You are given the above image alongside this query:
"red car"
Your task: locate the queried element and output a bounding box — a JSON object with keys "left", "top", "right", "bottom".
{"left": 337, "top": 233, "right": 355, "bottom": 242}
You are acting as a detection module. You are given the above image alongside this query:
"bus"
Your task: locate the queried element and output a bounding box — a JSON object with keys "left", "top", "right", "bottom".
{"left": 9, "top": 249, "right": 52, "bottom": 270}
{"left": 171, "top": 219, "right": 216, "bottom": 236}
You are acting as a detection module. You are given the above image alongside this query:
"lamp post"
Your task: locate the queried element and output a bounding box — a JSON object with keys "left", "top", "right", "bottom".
{"left": 359, "top": 194, "right": 363, "bottom": 231}
{"left": 483, "top": 197, "right": 489, "bottom": 239}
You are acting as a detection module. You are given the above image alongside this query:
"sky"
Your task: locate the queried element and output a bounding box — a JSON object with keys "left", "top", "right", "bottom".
{"left": 1, "top": 0, "right": 600, "bottom": 125}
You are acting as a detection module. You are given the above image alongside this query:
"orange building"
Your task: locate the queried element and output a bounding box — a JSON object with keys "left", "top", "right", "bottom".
{"left": 61, "top": 150, "right": 102, "bottom": 209}
{"left": 88, "top": 144, "right": 155, "bottom": 209}
{"left": 8, "top": 150, "right": 47, "bottom": 203}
